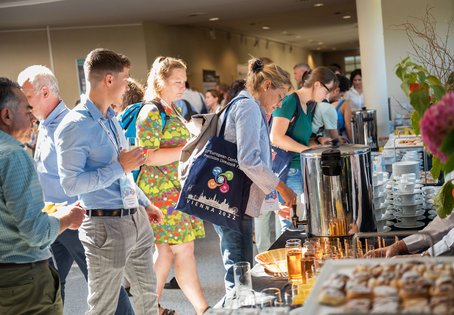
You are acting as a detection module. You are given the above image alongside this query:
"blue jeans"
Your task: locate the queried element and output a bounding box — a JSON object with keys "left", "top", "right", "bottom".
{"left": 278, "top": 168, "right": 303, "bottom": 231}
{"left": 50, "top": 229, "right": 134, "bottom": 315}
{"left": 213, "top": 216, "right": 254, "bottom": 294}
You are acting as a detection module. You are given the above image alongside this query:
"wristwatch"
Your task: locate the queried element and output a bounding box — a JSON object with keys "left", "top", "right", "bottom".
{"left": 420, "top": 250, "right": 430, "bottom": 257}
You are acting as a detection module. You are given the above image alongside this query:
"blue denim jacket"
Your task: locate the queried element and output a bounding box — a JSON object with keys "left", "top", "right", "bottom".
{"left": 217, "top": 90, "right": 279, "bottom": 217}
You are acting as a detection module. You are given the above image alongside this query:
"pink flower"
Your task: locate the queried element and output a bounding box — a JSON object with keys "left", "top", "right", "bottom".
{"left": 420, "top": 92, "right": 454, "bottom": 162}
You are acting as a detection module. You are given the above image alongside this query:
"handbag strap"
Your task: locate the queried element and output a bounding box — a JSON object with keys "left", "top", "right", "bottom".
{"left": 218, "top": 94, "right": 248, "bottom": 139}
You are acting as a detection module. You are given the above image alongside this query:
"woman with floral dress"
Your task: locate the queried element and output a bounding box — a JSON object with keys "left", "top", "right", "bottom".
{"left": 136, "top": 56, "right": 208, "bottom": 315}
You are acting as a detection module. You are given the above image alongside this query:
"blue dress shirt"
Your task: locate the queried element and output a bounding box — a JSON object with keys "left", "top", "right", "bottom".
{"left": 55, "top": 99, "right": 151, "bottom": 210}
{"left": 0, "top": 131, "right": 60, "bottom": 263}
{"left": 35, "top": 100, "right": 77, "bottom": 204}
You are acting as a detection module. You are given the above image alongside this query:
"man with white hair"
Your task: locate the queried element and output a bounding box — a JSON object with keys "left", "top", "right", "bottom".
{"left": 17, "top": 66, "right": 134, "bottom": 314}
{"left": 293, "top": 63, "right": 311, "bottom": 89}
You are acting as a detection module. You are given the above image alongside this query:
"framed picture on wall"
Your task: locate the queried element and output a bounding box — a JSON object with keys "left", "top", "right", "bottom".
{"left": 76, "top": 58, "right": 86, "bottom": 95}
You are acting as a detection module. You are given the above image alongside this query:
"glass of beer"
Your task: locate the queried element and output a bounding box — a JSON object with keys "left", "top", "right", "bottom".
{"left": 285, "top": 239, "right": 302, "bottom": 284}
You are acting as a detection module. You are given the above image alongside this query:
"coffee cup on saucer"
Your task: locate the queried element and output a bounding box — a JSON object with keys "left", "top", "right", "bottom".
{"left": 396, "top": 204, "right": 418, "bottom": 216}
{"left": 396, "top": 193, "right": 416, "bottom": 204}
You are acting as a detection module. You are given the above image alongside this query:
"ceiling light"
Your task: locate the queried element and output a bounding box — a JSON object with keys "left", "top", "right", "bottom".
{"left": 313, "top": 3, "right": 324, "bottom": 7}
{"left": 295, "top": 35, "right": 301, "bottom": 39}
{"left": 318, "top": 42, "right": 324, "bottom": 45}
{"left": 188, "top": 12, "right": 206, "bottom": 17}
{"left": 209, "top": 17, "right": 219, "bottom": 21}
{"left": 0, "top": 0, "right": 64, "bottom": 9}
{"left": 342, "top": 15, "right": 352, "bottom": 19}
{"left": 316, "top": 47, "right": 321, "bottom": 51}
{"left": 262, "top": 26, "right": 271, "bottom": 30}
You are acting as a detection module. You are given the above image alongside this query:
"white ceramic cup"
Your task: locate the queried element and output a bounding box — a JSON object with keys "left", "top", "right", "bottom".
{"left": 397, "top": 204, "right": 418, "bottom": 215}
{"left": 401, "top": 173, "right": 416, "bottom": 182}
{"left": 399, "top": 180, "right": 415, "bottom": 193}
{"left": 422, "top": 186, "right": 435, "bottom": 195}
{"left": 396, "top": 193, "right": 416, "bottom": 204}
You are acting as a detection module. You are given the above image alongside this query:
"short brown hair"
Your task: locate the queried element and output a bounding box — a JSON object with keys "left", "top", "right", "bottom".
{"left": 246, "top": 58, "right": 292, "bottom": 95}
{"left": 84, "top": 48, "right": 130, "bottom": 86}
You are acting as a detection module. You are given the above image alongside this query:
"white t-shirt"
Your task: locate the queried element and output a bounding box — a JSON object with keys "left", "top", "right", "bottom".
{"left": 344, "top": 87, "right": 364, "bottom": 111}
{"left": 312, "top": 101, "right": 338, "bottom": 135}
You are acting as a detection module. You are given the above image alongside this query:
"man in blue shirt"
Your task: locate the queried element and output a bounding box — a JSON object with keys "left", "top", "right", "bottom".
{"left": 0, "top": 77, "right": 85, "bottom": 314}
{"left": 55, "top": 48, "right": 163, "bottom": 315}
{"left": 18, "top": 65, "right": 133, "bottom": 314}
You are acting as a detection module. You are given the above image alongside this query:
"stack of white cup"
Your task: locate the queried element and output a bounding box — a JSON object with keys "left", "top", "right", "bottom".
{"left": 372, "top": 172, "right": 389, "bottom": 232}
{"left": 393, "top": 173, "right": 425, "bottom": 228}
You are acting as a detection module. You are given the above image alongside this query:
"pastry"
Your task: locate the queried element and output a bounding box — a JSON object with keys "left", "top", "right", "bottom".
{"left": 370, "top": 298, "right": 399, "bottom": 314}
{"left": 343, "top": 298, "right": 371, "bottom": 313}
{"left": 346, "top": 283, "right": 372, "bottom": 299}
{"left": 400, "top": 284, "right": 430, "bottom": 299}
{"left": 318, "top": 288, "right": 346, "bottom": 306}
{"left": 373, "top": 285, "right": 397, "bottom": 298}
{"left": 402, "top": 298, "right": 431, "bottom": 314}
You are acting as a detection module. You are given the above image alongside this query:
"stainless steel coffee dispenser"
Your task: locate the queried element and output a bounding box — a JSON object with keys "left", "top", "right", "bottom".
{"left": 301, "top": 143, "right": 376, "bottom": 237}
{"left": 351, "top": 108, "right": 378, "bottom": 152}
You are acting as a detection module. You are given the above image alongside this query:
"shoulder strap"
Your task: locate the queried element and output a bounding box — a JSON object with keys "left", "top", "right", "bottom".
{"left": 149, "top": 100, "right": 169, "bottom": 132}
{"left": 218, "top": 95, "right": 248, "bottom": 138}
{"left": 120, "top": 102, "right": 144, "bottom": 131}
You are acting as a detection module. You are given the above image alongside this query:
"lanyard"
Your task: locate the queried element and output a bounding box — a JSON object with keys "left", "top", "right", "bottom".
{"left": 98, "top": 118, "right": 122, "bottom": 154}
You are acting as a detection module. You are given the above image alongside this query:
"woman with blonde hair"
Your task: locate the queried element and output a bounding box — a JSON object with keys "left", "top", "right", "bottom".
{"left": 213, "top": 58, "right": 297, "bottom": 292}
{"left": 137, "top": 56, "right": 208, "bottom": 315}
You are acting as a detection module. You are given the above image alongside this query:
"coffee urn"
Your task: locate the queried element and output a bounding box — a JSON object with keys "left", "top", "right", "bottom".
{"left": 301, "top": 143, "right": 376, "bottom": 237}
{"left": 351, "top": 108, "right": 378, "bottom": 152}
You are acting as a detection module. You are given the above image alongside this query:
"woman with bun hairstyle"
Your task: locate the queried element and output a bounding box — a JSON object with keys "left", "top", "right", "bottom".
{"left": 270, "top": 66, "right": 336, "bottom": 229}
{"left": 213, "top": 58, "right": 297, "bottom": 292}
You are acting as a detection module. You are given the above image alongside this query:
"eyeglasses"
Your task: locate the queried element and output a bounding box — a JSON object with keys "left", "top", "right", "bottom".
{"left": 319, "top": 81, "right": 332, "bottom": 93}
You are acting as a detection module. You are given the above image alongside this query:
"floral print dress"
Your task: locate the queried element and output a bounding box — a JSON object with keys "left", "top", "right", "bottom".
{"left": 136, "top": 100, "right": 205, "bottom": 244}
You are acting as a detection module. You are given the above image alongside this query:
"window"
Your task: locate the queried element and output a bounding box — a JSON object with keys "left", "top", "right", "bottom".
{"left": 344, "top": 55, "right": 361, "bottom": 73}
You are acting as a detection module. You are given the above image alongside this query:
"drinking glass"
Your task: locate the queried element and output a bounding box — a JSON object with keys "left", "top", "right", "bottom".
{"left": 285, "top": 239, "right": 302, "bottom": 284}
{"left": 235, "top": 289, "right": 257, "bottom": 309}
{"left": 260, "top": 288, "right": 282, "bottom": 308}
{"left": 259, "top": 306, "right": 290, "bottom": 315}
{"left": 127, "top": 136, "right": 140, "bottom": 150}
{"left": 233, "top": 261, "right": 252, "bottom": 296}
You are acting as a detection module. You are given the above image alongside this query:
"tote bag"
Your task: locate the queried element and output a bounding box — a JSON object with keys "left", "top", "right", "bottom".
{"left": 176, "top": 96, "right": 252, "bottom": 232}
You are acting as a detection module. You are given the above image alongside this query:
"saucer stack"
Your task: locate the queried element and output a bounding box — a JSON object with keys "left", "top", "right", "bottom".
{"left": 372, "top": 172, "right": 389, "bottom": 232}
{"left": 392, "top": 160, "right": 420, "bottom": 177}
{"left": 421, "top": 186, "right": 439, "bottom": 220}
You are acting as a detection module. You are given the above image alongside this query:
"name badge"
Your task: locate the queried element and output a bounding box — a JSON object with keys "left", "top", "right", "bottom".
{"left": 261, "top": 190, "right": 279, "bottom": 212}
{"left": 119, "top": 173, "right": 140, "bottom": 209}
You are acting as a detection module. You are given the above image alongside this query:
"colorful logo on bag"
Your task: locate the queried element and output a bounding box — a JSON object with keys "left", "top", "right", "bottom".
{"left": 208, "top": 166, "right": 233, "bottom": 193}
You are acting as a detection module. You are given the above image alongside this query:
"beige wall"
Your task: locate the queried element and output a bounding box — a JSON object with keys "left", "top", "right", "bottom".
{"left": 382, "top": 0, "right": 454, "bottom": 118}
{"left": 0, "top": 25, "right": 149, "bottom": 106}
{"left": 143, "top": 22, "right": 309, "bottom": 91}
{"left": 1, "top": 22, "right": 309, "bottom": 105}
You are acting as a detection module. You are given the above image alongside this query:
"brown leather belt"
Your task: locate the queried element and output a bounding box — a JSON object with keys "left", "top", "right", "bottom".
{"left": 85, "top": 208, "right": 137, "bottom": 217}
{"left": 0, "top": 259, "right": 48, "bottom": 269}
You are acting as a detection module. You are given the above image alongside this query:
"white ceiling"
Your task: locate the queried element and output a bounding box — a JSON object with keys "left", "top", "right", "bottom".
{"left": 0, "top": 0, "right": 359, "bottom": 52}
